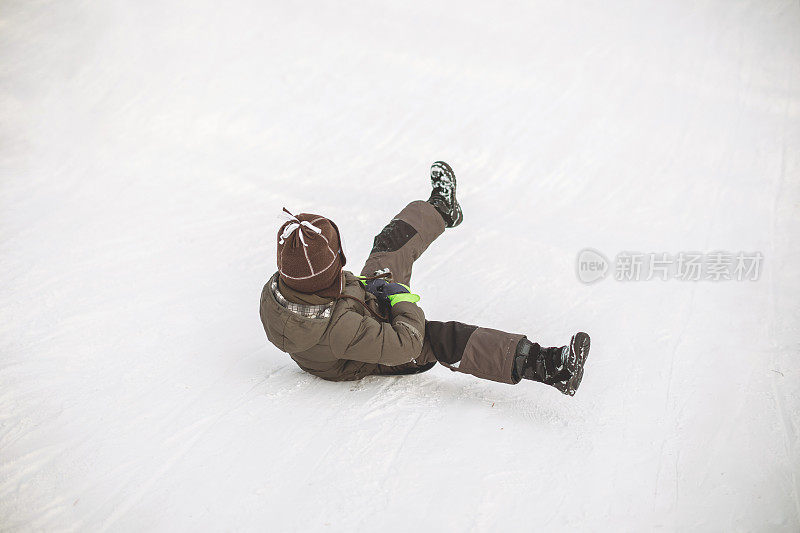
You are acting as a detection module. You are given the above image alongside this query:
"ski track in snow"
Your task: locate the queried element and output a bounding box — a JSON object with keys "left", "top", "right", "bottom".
{"left": 2, "top": 0, "right": 800, "bottom": 531}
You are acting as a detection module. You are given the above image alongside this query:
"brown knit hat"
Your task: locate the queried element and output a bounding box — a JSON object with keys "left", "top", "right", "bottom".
{"left": 277, "top": 208, "right": 346, "bottom": 296}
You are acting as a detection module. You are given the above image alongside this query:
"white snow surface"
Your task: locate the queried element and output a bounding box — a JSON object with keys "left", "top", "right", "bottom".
{"left": 2, "top": 0, "right": 799, "bottom": 531}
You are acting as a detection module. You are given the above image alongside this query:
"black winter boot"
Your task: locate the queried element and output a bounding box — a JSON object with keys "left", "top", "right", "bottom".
{"left": 427, "top": 161, "right": 463, "bottom": 228}
{"left": 514, "top": 332, "right": 590, "bottom": 396}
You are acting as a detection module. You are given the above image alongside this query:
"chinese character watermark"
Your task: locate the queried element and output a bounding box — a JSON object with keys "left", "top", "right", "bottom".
{"left": 576, "top": 249, "right": 763, "bottom": 284}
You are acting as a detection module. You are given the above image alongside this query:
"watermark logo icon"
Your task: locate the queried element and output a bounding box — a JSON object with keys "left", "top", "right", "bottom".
{"left": 576, "top": 248, "right": 609, "bottom": 284}
{"left": 576, "top": 249, "right": 763, "bottom": 283}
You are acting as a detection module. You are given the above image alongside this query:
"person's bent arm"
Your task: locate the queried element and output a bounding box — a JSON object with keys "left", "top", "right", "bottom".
{"left": 329, "top": 301, "right": 425, "bottom": 366}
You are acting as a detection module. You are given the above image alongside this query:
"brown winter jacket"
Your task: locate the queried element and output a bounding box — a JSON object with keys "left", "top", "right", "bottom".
{"left": 259, "top": 270, "right": 429, "bottom": 381}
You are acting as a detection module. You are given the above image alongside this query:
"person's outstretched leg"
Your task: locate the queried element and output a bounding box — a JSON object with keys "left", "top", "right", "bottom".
{"left": 421, "top": 321, "right": 591, "bottom": 395}
{"left": 360, "top": 160, "right": 461, "bottom": 285}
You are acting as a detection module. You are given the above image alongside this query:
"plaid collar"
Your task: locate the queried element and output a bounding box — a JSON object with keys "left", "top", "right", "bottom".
{"left": 271, "top": 278, "right": 333, "bottom": 319}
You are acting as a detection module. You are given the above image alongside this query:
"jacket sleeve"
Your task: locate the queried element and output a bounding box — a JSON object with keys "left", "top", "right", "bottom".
{"left": 329, "top": 301, "right": 426, "bottom": 366}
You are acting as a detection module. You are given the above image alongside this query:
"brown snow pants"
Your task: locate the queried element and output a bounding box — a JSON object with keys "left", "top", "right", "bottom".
{"left": 361, "top": 200, "right": 524, "bottom": 384}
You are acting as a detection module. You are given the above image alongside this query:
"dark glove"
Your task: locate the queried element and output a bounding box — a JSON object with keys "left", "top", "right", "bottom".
{"left": 361, "top": 278, "right": 420, "bottom": 313}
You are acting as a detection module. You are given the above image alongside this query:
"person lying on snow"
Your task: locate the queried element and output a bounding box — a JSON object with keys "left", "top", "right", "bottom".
{"left": 259, "top": 162, "right": 590, "bottom": 395}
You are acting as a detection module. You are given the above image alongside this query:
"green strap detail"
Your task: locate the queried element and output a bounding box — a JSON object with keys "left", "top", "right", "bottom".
{"left": 388, "top": 293, "right": 420, "bottom": 306}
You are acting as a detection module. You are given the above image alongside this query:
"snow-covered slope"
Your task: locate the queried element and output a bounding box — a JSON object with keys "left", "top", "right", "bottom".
{"left": 2, "top": 0, "right": 799, "bottom": 530}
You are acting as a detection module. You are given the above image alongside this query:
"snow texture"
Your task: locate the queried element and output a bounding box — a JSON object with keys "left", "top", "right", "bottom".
{"left": 1, "top": 0, "right": 799, "bottom": 530}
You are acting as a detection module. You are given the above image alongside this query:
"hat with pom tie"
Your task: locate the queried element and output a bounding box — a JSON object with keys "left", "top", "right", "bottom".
{"left": 276, "top": 208, "right": 346, "bottom": 296}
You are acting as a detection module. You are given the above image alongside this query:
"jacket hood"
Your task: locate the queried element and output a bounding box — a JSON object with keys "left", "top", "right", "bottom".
{"left": 259, "top": 273, "right": 333, "bottom": 354}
